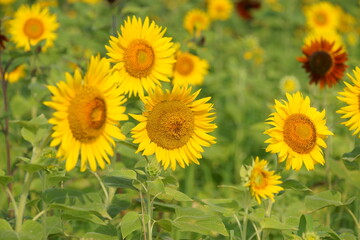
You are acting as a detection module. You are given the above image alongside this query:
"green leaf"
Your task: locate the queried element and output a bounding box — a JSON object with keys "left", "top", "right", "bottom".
{"left": 157, "top": 219, "right": 172, "bottom": 232}
{"left": 172, "top": 207, "right": 228, "bottom": 236}
{"left": 305, "top": 190, "right": 342, "bottom": 212}
{"left": 202, "top": 199, "right": 239, "bottom": 215}
{"left": 297, "top": 215, "right": 306, "bottom": 237}
{"left": 17, "top": 163, "right": 44, "bottom": 174}
{"left": 0, "top": 230, "right": 19, "bottom": 240}
{"left": 0, "top": 219, "right": 13, "bottom": 231}
{"left": 107, "top": 194, "right": 132, "bottom": 218}
{"left": 0, "top": 175, "right": 13, "bottom": 186}
{"left": 163, "top": 187, "right": 192, "bottom": 201}
{"left": 260, "top": 217, "right": 296, "bottom": 230}
{"left": 45, "top": 216, "right": 62, "bottom": 236}
{"left": 19, "top": 220, "right": 43, "bottom": 240}
{"left": 120, "top": 212, "right": 142, "bottom": 239}
{"left": 103, "top": 169, "right": 137, "bottom": 190}
{"left": 61, "top": 209, "right": 105, "bottom": 225}
{"left": 82, "top": 232, "right": 117, "bottom": 240}
{"left": 282, "top": 179, "right": 311, "bottom": 192}
{"left": 339, "top": 232, "right": 357, "bottom": 240}
{"left": 21, "top": 128, "right": 35, "bottom": 145}
{"left": 148, "top": 178, "right": 165, "bottom": 196}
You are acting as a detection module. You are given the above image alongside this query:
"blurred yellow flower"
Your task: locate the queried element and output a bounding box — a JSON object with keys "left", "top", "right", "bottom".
{"left": 131, "top": 85, "right": 217, "bottom": 170}
{"left": 304, "top": 1, "right": 340, "bottom": 33}
{"left": 173, "top": 51, "right": 209, "bottom": 86}
{"left": 184, "top": 9, "right": 210, "bottom": 36}
{"left": 0, "top": 0, "right": 14, "bottom": 4}
{"left": 37, "top": 0, "right": 58, "bottom": 7}
{"left": 337, "top": 67, "right": 360, "bottom": 137}
{"left": 265, "top": 0, "right": 283, "bottom": 12}
{"left": 67, "top": 0, "right": 101, "bottom": 4}
{"left": 207, "top": 0, "right": 233, "bottom": 21}
{"left": 44, "top": 56, "right": 128, "bottom": 172}
{"left": 245, "top": 157, "right": 283, "bottom": 203}
{"left": 106, "top": 16, "right": 175, "bottom": 97}
{"left": 304, "top": 30, "right": 343, "bottom": 50}
{"left": 265, "top": 92, "right": 333, "bottom": 171}
{"left": 279, "top": 75, "right": 299, "bottom": 93}
{"left": 5, "top": 64, "right": 26, "bottom": 83}
{"left": 8, "top": 4, "right": 59, "bottom": 51}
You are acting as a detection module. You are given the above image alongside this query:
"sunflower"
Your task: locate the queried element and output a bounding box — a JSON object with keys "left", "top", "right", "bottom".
{"left": 173, "top": 51, "right": 209, "bottom": 86}
{"left": 337, "top": 67, "right": 360, "bottom": 137}
{"left": 244, "top": 157, "right": 283, "bottom": 204}
{"left": 184, "top": 9, "right": 210, "bottom": 36}
{"left": 207, "top": 0, "right": 233, "bottom": 21}
{"left": 265, "top": 92, "right": 333, "bottom": 171}
{"left": 8, "top": 4, "right": 59, "bottom": 51}
{"left": 279, "top": 75, "right": 300, "bottom": 94}
{"left": 44, "top": 56, "right": 128, "bottom": 172}
{"left": 235, "top": 0, "right": 261, "bottom": 20}
{"left": 297, "top": 37, "right": 347, "bottom": 88}
{"left": 304, "top": 1, "right": 340, "bottom": 33}
{"left": 131, "top": 85, "right": 217, "bottom": 170}
{"left": 106, "top": 16, "right": 175, "bottom": 97}
{"left": 5, "top": 64, "right": 26, "bottom": 83}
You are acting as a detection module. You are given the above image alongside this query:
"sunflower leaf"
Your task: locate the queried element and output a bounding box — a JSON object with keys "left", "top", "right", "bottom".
{"left": 120, "top": 212, "right": 142, "bottom": 239}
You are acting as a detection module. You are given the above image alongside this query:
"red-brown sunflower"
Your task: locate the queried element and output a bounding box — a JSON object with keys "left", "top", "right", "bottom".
{"left": 235, "top": 0, "right": 261, "bottom": 20}
{"left": 297, "top": 38, "right": 347, "bottom": 88}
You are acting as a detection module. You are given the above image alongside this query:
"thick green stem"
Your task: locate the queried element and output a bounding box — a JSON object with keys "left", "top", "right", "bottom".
{"left": 15, "top": 171, "right": 33, "bottom": 232}
{"left": 146, "top": 188, "right": 152, "bottom": 240}
{"left": 345, "top": 207, "right": 360, "bottom": 240}
{"left": 5, "top": 186, "right": 18, "bottom": 216}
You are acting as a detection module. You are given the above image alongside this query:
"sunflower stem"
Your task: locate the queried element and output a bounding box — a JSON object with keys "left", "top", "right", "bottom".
{"left": 146, "top": 187, "right": 153, "bottom": 240}
{"left": 345, "top": 207, "right": 360, "bottom": 240}
{"left": 92, "top": 172, "right": 110, "bottom": 207}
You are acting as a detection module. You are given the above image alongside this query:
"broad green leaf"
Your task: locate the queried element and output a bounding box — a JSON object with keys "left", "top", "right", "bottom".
{"left": 107, "top": 194, "right": 132, "bottom": 218}
{"left": 305, "top": 190, "right": 342, "bottom": 212}
{"left": 82, "top": 232, "right": 117, "bottom": 240}
{"left": 339, "top": 232, "right": 357, "bottom": 240}
{"left": 316, "top": 225, "right": 341, "bottom": 240}
{"left": 157, "top": 219, "right": 172, "bottom": 232}
{"left": 61, "top": 209, "right": 105, "bottom": 225}
{"left": 21, "top": 128, "right": 35, "bottom": 145}
{"left": 19, "top": 220, "right": 43, "bottom": 240}
{"left": 148, "top": 178, "right": 165, "bottom": 196}
{"left": 45, "top": 216, "right": 62, "bottom": 236}
{"left": 103, "top": 169, "right": 137, "bottom": 190}
{"left": 260, "top": 217, "right": 295, "bottom": 230}
{"left": 282, "top": 179, "right": 311, "bottom": 192}
{"left": 0, "top": 230, "right": 19, "bottom": 240}
{"left": 162, "top": 187, "right": 192, "bottom": 201}
{"left": 202, "top": 199, "right": 239, "bottom": 215}
{"left": 172, "top": 207, "right": 228, "bottom": 236}
{"left": 0, "top": 175, "right": 13, "bottom": 186}
{"left": 17, "top": 163, "right": 44, "bottom": 174}
{"left": 0, "top": 219, "right": 13, "bottom": 231}
{"left": 120, "top": 212, "right": 142, "bottom": 239}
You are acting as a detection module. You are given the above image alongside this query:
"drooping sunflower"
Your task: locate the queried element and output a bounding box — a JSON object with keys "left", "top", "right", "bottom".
{"left": 44, "top": 56, "right": 128, "bottom": 172}
{"left": 304, "top": 1, "right": 340, "bottom": 33}
{"left": 265, "top": 92, "right": 333, "bottom": 171}
{"left": 207, "top": 0, "right": 233, "bottom": 21}
{"left": 184, "top": 9, "right": 210, "bottom": 36}
{"left": 337, "top": 67, "right": 360, "bottom": 137}
{"left": 8, "top": 4, "right": 59, "bottom": 51}
{"left": 245, "top": 157, "right": 283, "bottom": 204}
{"left": 106, "top": 16, "right": 175, "bottom": 97}
{"left": 173, "top": 51, "right": 209, "bottom": 86}
{"left": 131, "top": 85, "right": 217, "bottom": 170}
{"left": 297, "top": 37, "right": 347, "bottom": 88}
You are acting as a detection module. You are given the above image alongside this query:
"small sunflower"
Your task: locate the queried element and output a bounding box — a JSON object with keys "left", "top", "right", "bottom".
{"left": 279, "top": 75, "right": 300, "bottom": 94}
{"left": 8, "top": 4, "right": 59, "bottom": 51}
{"left": 106, "top": 16, "right": 175, "bottom": 97}
{"left": 207, "top": 0, "right": 233, "bottom": 21}
{"left": 44, "top": 56, "right": 128, "bottom": 172}
{"left": 5, "top": 64, "right": 26, "bottom": 83}
{"left": 304, "top": 1, "right": 340, "bottom": 33}
{"left": 235, "top": 0, "right": 261, "bottom": 20}
{"left": 173, "top": 51, "right": 209, "bottom": 86}
{"left": 265, "top": 92, "right": 333, "bottom": 171}
{"left": 184, "top": 9, "right": 210, "bottom": 36}
{"left": 245, "top": 157, "right": 283, "bottom": 203}
{"left": 131, "top": 85, "right": 217, "bottom": 170}
{"left": 297, "top": 37, "right": 347, "bottom": 88}
{"left": 337, "top": 67, "right": 360, "bottom": 137}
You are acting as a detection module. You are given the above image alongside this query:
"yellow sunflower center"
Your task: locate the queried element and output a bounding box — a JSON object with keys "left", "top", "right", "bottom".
{"left": 146, "top": 101, "right": 194, "bottom": 149}
{"left": 124, "top": 39, "right": 155, "bottom": 78}
{"left": 68, "top": 86, "right": 107, "bottom": 143}
{"left": 283, "top": 113, "right": 317, "bottom": 154}
{"left": 309, "top": 50, "right": 333, "bottom": 76}
{"left": 215, "top": 4, "right": 225, "bottom": 13}
{"left": 23, "top": 18, "right": 45, "bottom": 39}
{"left": 252, "top": 169, "right": 268, "bottom": 189}
{"left": 284, "top": 79, "right": 296, "bottom": 92}
{"left": 314, "top": 11, "right": 328, "bottom": 26}
{"left": 175, "top": 55, "right": 194, "bottom": 76}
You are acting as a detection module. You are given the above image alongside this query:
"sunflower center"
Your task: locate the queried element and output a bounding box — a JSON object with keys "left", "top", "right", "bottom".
{"left": 146, "top": 101, "right": 194, "bottom": 150}
{"left": 68, "top": 86, "right": 107, "bottom": 143}
{"left": 252, "top": 169, "right": 267, "bottom": 189}
{"left": 284, "top": 80, "right": 296, "bottom": 92}
{"left": 175, "top": 55, "right": 194, "bottom": 76}
{"left": 23, "top": 18, "right": 44, "bottom": 39}
{"left": 309, "top": 50, "right": 333, "bottom": 76}
{"left": 124, "top": 39, "right": 155, "bottom": 78}
{"left": 314, "top": 11, "right": 328, "bottom": 26}
{"left": 283, "top": 113, "right": 317, "bottom": 154}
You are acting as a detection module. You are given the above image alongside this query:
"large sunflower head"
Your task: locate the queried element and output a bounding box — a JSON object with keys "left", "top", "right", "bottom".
{"left": 8, "top": 4, "right": 59, "bottom": 51}
{"left": 207, "top": 0, "right": 233, "bottom": 21}
{"left": 265, "top": 92, "right": 333, "bottom": 171}
{"left": 105, "top": 16, "right": 176, "bottom": 97}
{"left": 173, "top": 51, "right": 209, "bottom": 86}
{"left": 297, "top": 37, "right": 348, "bottom": 88}
{"left": 131, "top": 85, "right": 217, "bottom": 170}
{"left": 244, "top": 157, "right": 283, "bottom": 204}
{"left": 304, "top": 1, "right": 340, "bottom": 32}
{"left": 184, "top": 9, "right": 210, "bottom": 36}
{"left": 44, "top": 55, "right": 128, "bottom": 172}
{"left": 337, "top": 67, "right": 360, "bottom": 137}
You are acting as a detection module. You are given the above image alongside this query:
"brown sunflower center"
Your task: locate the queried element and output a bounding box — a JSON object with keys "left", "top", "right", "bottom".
{"left": 175, "top": 55, "right": 194, "bottom": 76}
{"left": 252, "top": 169, "right": 267, "bottom": 189}
{"left": 68, "top": 86, "right": 107, "bottom": 143}
{"left": 314, "top": 11, "right": 328, "bottom": 26}
{"left": 23, "top": 18, "right": 44, "bottom": 39}
{"left": 146, "top": 101, "right": 194, "bottom": 149}
{"left": 309, "top": 50, "right": 333, "bottom": 76}
{"left": 283, "top": 113, "right": 317, "bottom": 154}
{"left": 124, "top": 39, "right": 155, "bottom": 78}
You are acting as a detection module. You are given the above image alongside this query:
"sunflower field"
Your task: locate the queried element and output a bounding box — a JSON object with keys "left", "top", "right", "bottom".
{"left": 1, "top": 0, "right": 360, "bottom": 239}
